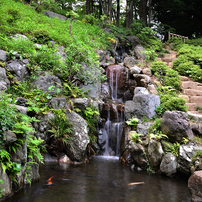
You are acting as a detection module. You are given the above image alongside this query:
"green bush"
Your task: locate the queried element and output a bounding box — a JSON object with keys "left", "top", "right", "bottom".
{"left": 173, "top": 55, "right": 189, "bottom": 70}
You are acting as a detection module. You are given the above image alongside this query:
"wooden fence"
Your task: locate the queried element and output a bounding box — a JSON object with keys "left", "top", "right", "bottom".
{"left": 168, "top": 31, "right": 188, "bottom": 43}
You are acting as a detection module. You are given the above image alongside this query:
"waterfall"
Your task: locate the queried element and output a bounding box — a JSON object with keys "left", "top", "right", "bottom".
{"left": 98, "top": 66, "right": 125, "bottom": 157}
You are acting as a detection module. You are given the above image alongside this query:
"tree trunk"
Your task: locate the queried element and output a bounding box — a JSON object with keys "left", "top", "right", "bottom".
{"left": 148, "top": 0, "right": 152, "bottom": 25}
{"left": 86, "top": 0, "right": 91, "bottom": 15}
{"left": 126, "top": 0, "right": 134, "bottom": 28}
{"left": 116, "top": 0, "right": 120, "bottom": 27}
{"left": 139, "top": 0, "right": 147, "bottom": 24}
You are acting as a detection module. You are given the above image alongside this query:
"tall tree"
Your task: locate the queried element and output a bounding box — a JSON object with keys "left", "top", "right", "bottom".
{"left": 139, "top": 0, "right": 147, "bottom": 24}
{"left": 126, "top": 0, "right": 134, "bottom": 28}
{"left": 116, "top": 0, "right": 120, "bottom": 27}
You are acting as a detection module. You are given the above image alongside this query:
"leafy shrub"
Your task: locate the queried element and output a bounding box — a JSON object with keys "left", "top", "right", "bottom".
{"left": 129, "top": 131, "right": 143, "bottom": 143}
{"left": 173, "top": 55, "right": 189, "bottom": 70}
{"left": 31, "top": 29, "right": 52, "bottom": 44}
{"left": 151, "top": 61, "right": 181, "bottom": 90}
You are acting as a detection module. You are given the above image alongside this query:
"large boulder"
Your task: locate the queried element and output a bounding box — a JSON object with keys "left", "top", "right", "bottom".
{"left": 6, "top": 59, "right": 29, "bottom": 81}
{"left": 71, "top": 98, "right": 89, "bottom": 110}
{"left": 148, "top": 139, "right": 164, "bottom": 169}
{"left": 125, "top": 94, "right": 160, "bottom": 120}
{"left": 124, "top": 57, "right": 137, "bottom": 68}
{"left": 128, "top": 141, "right": 147, "bottom": 169}
{"left": 106, "top": 64, "right": 129, "bottom": 99}
{"left": 188, "top": 171, "right": 202, "bottom": 202}
{"left": 160, "top": 111, "right": 194, "bottom": 143}
{"left": 160, "top": 152, "right": 178, "bottom": 176}
{"left": 136, "top": 122, "right": 153, "bottom": 136}
{"left": 100, "top": 81, "right": 111, "bottom": 101}
{"left": 44, "top": 11, "right": 67, "bottom": 20}
{"left": 134, "top": 44, "right": 146, "bottom": 60}
{"left": 48, "top": 97, "right": 66, "bottom": 109}
{"left": 65, "top": 111, "right": 90, "bottom": 161}
{"left": 32, "top": 74, "right": 62, "bottom": 95}
{"left": 177, "top": 143, "right": 195, "bottom": 175}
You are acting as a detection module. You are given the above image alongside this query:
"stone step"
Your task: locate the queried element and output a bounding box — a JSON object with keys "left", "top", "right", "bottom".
{"left": 186, "top": 103, "right": 197, "bottom": 111}
{"left": 156, "top": 58, "right": 162, "bottom": 61}
{"left": 179, "top": 94, "right": 189, "bottom": 102}
{"left": 190, "top": 96, "right": 202, "bottom": 108}
{"left": 162, "top": 58, "right": 173, "bottom": 63}
{"left": 180, "top": 76, "right": 190, "bottom": 81}
{"left": 182, "top": 81, "right": 199, "bottom": 89}
{"left": 188, "top": 112, "right": 202, "bottom": 123}
{"left": 184, "top": 89, "right": 202, "bottom": 96}
{"left": 198, "top": 86, "right": 202, "bottom": 91}
{"left": 164, "top": 53, "right": 177, "bottom": 59}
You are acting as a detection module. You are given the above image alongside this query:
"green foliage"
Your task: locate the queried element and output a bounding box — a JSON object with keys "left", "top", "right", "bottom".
{"left": 151, "top": 61, "right": 181, "bottom": 90}
{"left": 31, "top": 29, "right": 52, "bottom": 44}
{"left": 165, "top": 142, "right": 180, "bottom": 157}
{"left": 192, "top": 150, "right": 202, "bottom": 164}
{"left": 81, "top": 14, "right": 99, "bottom": 25}
{"left": 126, "top": 117, "right": 139, "bottom": 130}
{"left": 147, "top": 133, "right": 168, "bottom": 141}
{"left": 129, "top": 131, "right": 143, "bottom": 143}
{"left": 48, "top": 109, "right": 74, "bottom": 146}
{"left": 148, "top": 119, "right": 161, "bottom": 134}
{"left": 0, "top": 179, "right": 4, "bottom": 197}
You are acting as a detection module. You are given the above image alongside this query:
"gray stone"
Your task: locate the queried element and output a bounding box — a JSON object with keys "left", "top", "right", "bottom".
{"left": 12, "top": 34, "right": 28, "bottom": 41}
{"left": 44, "top": 11, "right": 67, "bottom": 20}
{"left": 32, "top": 74, "right": 62, "bottom": 96}
{"left": 129, "top": 66, "right": 142, "bottom": 74}
{"left": 147, "top": 84, "right": 158, "bottom": 95}
{"left": 133, "top": 74, "right": 151, "bottom": 87}
{"left": 125, "top": 94, "right": 160, "bottom": 120}
{"left": 142, "top": 68, "right": 152, "bottom": 76}
{"left": 125, "top": 36, "right": 141, "bottom": 49}
{"left": 160, "top": 152, "right": 178, "bottom": 176}
{"left": 0, "top": 163, "right": 12, "bottom": 198}
{"left": 160, "top": 111, "right": 194, "bottom": 143}
{"left": 136, "top": 122, "right": 153, "bottom": 136}
{"left": 0, "top": 67, "right": 10, "bottom": 91}
{"left": 100, "top": 82, "right": 110, "bottom": 101}
{"left": 134, "top": 44, "right": 146, "bottom": 60}
{"left": 15, "top": 105, "right": 28, "bottom": 115}
{"left": 191, "top": 124, "right": 202, "bottom": 136}
{"left": 124, "top": 56, "right": 137, "bottom": 68}
{"left": 128, "top": 141, "right": 147, "bottom": 169}
{"left": 15, "top": 97, "right": 28, "bottom": 107}
{"left": 80, "top": 83, "right": 101, "bottom": 99}
{"left": 148, "top": 139, "right": 164, "bottom": 169}
{"left": 0, "top": 50, "right": 7, "bottom": 62}
{"left": 188, "top": 171, "right": 202, "bottom": 202}
{"left": 6, "top": 59, "right": 29, "bottom": 81}
{"left": 178, "top": 143, "right": 195, "bottom": 175}
{"left": 49, "top": 97, "right": 66, "bottom": 109}
{"left": 65, "top": 111, "right": 90, "bottom": 161}
{"left": 134, "top": 87, "right": 149, "bottom": 95}
{"left": 4, "top": 130, "right": 17, "bottom": 145}
{"left": 24, "top": 163, "right": 40, "bottom": 184}
{"left": 71, "top": 98, "right": 89, "bottom": 110}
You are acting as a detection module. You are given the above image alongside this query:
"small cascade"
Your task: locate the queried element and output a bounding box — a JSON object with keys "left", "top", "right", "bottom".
{"left": 98, "top": 65, "right": 127, "bottom": 157}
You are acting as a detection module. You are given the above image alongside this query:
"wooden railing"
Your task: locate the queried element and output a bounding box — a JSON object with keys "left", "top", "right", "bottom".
{"left": 168, "top": 31, "right": 188, "bottom": 43}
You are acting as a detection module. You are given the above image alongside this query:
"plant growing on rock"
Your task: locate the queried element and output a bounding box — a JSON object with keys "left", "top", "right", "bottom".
{"left": 129, "top": 131, "right": 143, "bottom": 143}
{"left": 126, "top": 117, "right": 139, "bottom": 130}
{"left": 164, "top": 142, "right": 180, "bottom": 157}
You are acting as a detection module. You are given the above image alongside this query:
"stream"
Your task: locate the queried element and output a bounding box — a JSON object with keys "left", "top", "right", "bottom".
{"left": 5, "top": 156, "right": 191, "bottom": 202}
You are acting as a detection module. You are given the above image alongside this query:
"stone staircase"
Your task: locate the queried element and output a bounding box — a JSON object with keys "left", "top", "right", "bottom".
{"left": 155, "top": 47, "right": 202, "bottom": 120}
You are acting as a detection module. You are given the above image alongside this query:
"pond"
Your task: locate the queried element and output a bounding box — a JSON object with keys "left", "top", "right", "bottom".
{"left": 5, "top": 156, "right": 191, "bottom": 202}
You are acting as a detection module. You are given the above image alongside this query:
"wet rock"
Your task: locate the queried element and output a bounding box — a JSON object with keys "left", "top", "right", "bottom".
{"left": 49, "top": 97, "right": 66, "bottom": 109}
{"left": 134, "top": 87, "right": 149, "bottom": 95}
{"left": 44, "top": 153, "right": 58, "bottom": 163}
{"left": 128, "top": 141, "right": 147, "bottom": 169}
{"left": 14, "top": 105, "right": 28, "bottom": 115}
{"left": 32, "top": 74, "right": 62, "bottom": 96}
{"left": 160, "top": 152, "right": 177, "bottom": 176}
{"left": 0, "top": 163, "right": 12, "bottom": 198}
{"left": 134, "top": 44, "right": 146, "bottom": 60}
{"left": 58, "top": 155, "right": 71, "bottom": 163}
{"left": 100, "top": 82, "right": 111, "bottom": 101}
{"left": 0, "top": 50, "right": 7, "bottom": 62}
{"left": 125, "top": 94, "right": 160, "bottom": 120}
{"left": 123, "top": 90, "right": 133, "bottom": 102}
{"left": 120, "top": 126, "right": 131, "bottom": 155}
{"left": 65, "top": 111, "right": 90, "bottom": 161}
{"left": 136, "top": 122, "right": 153, "bottom": 136}
{"left": 106, "top": 64, "right": 129, "bottom": 99}
{"left": 24, "top": 162, "right": 40, "bottom": 184}
{"left": 71, "top": 98, "right": 89, "bottom": 110}
{"left": 6, "top": 59, "right": 29, "bottom": 81}
{"left": 188, "top": 171, "right": 202, "bottom": 202}
{"left": 148, "top": 139, "right": 163, "bottom": 169}
{"left": 160, "top": 111, "right": 194, "bottom": 143}
{"left": 124, "top": 57, "right": 137, "bottom": 68}
{"left": 44, "top": 10, "right": 67, "bottom": 20}
{"left": 4, "top": 130, "right": 17, "bottom": 145}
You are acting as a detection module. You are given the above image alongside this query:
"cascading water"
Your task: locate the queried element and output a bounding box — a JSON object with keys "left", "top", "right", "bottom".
{"left": 98, "top": 66, "right": 125, "bottom": 156}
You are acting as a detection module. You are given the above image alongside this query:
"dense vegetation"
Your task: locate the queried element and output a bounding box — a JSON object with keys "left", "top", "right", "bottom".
{"left": 1, "top": 0, "right": 202, "bottom": 197}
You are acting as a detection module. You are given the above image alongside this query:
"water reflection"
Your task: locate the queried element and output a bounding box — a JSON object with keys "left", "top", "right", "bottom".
{"left": 5, "top": 157, "right": 191, "bottom": 202}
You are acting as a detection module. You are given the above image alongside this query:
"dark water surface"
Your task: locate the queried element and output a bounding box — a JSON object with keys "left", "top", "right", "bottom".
{"left": 5, "top": 156, "right": 191, "bottom": 202}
